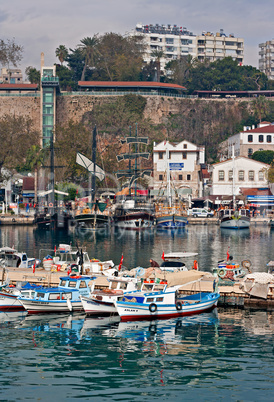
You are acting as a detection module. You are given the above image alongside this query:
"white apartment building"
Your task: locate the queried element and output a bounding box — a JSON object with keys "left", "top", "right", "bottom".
{"left": 153, "top": 140, "right": 205, "bottom": 198}
{"left": 132, "top": 24, "right": 244, "bottom": 70}
{"left": 227, "top": 122, "right": 274, "bottom": 159}
{"left": 211, "top": 157, "right": 269, "bottom": 196}
{"left": 259, "top": 40, "right": 274, "bottom": 80}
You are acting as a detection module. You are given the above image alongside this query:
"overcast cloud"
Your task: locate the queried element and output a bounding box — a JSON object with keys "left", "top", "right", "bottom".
{"left": 1, "top": 0, "right": 274, "bottom": 76}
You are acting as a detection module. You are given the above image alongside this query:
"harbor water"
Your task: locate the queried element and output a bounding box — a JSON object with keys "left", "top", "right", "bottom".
{"left": 0, "top": 225, "right": 273, "bottom": 400}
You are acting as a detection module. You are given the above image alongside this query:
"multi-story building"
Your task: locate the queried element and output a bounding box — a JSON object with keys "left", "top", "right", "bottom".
{"left": 259, "top": 40, "right": 274, "bottom": 80}
{"left": 211, "top": 157, "right": 269, "bottom": 196}
{"left": 0, "top": 68, "right": 23, "bottom": 84}
{"left": 153, "top": 140, "right": 205, "bottom": 198}
{"left": 227, "top": 122, "right": 274, "bottom": 159}
{"left": 132, "top": 24, "right": 244, "bottom": 70}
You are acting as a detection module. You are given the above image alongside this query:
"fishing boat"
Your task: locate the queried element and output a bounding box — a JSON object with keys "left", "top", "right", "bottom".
{"left": 0, "top": 247, "right": 40, "bottom": 269}
{"left": 115, "top": 271, "right": 220, "bottom": 321}
{"left": 0, "top": 283, "right": 43, "bottom": 311}
{"left": 212, "top": 259, "right": 249, "bottom": 281}
{"left": 80, "top": 276, "right": 139, "bottom": 316}
{"left": 219, "top": 208, "right": 250, "bottom": 229}
{"left": 113, "top": 199, "right": 155, "bottom": 230}
{"left": 160, "top": 252, "right": 199, "bottom": 272}
{"left": 18, "top": 275, "right": 96, "bottom": 314}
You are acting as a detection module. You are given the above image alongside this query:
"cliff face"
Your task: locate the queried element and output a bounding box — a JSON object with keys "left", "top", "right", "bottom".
{"left": 0, "top": 95, "right": 40, "bottom": 130}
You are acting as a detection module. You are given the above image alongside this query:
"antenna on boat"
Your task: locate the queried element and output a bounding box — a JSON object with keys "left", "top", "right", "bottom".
{"left": 232, "top": 145, "right": 236, "bottom": 210}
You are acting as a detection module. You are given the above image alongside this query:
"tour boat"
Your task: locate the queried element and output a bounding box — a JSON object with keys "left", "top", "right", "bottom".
{"left": 219, "top": 208, "right": 250, "bottom": 229}
{"left": 80, "top": 276, "right": 139, "bottom": 316}
{"left": 115, "top": 274, "right": 220, "bottom": 321}
{"left": 18, "top": 275, "right": 96, "bottom": 314}
{"left": 113, "top": 199, "right": 155, "bottom": 230}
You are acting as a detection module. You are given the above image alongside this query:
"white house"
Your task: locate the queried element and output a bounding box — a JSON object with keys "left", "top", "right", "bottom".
{"left": 228, "top": 122, "right": 274, "bottom": 158}
{"left": 211, "top": 157, "right": 269, "bottom": 196}
{"left": 153, "top": 140, "right": 205, "bottom": 197}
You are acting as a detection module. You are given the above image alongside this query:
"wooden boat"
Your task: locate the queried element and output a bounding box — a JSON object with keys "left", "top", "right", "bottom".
{"left": 219, "top": 208, "right": 250, "bottom": 229}
{"left": 115, "top": 274, "right": 220, "bottom": 321}
{"left": 113, "top": 199, "right": 155, "bottom": 230}
{"left": 155, "top": 204, "right": 188, "bottom": 229}
{"left": 212, "top": 259, "right": 248, "bottom": 281}
{"left": 74, "top": 204, "right": 110, "bottom": 229}
{"left": 0, "top": 283, "right": 43, "bottom": 311}
{"left": 80, "top": 276, "right": 139, "bottom": 316}
{"left": 18, "top": 275, "right": 96, "bottom": 314}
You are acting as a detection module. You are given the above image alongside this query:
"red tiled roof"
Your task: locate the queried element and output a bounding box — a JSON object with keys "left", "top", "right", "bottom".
{"left": 243, "top": 124, "right": 274, "bottom": 133}
{"left": 0, "top": 83, "right": 38, "bottom": 90}
{"left": 23, "top": 177, "right": 34, "bottom": 191}
{"left": 201, "top": 169, "right": 210, "bottom": 178}
{"left": 78, "top": 81, "right": 186, "bottom": 90}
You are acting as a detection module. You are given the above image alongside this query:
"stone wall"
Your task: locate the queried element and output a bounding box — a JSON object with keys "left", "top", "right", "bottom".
{"left": 0, "top": 95, "right": 40, "bottom": 130}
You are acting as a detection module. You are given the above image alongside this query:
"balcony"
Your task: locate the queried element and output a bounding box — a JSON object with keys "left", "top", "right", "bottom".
{"left": 41, "top": 76, "right": 59, "bottom": 88}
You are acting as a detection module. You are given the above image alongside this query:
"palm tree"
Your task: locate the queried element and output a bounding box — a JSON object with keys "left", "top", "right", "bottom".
{"left": 252, "top": 95, "right": 269, "bottom": 123}
{"left": 78, "top": 36, "right": 99, "bottom": 81}
{"left": 55, "top": 45, "right": 68, "bottom": 65}
{"left": 151, "top": 49, "right": 165, "bottom": 82}
{"left": 25, "top": 145, "right": 47, "bottom": 203}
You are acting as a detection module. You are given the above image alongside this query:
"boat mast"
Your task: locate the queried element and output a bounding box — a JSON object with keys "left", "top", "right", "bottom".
{"left": 232, "top": 145, "right": 235, "bottom": 209}
{"left": 91, "top": 125, "right": 97, "bottom": 203}
{"left": 166, "top": 141, "right": 171, "bottom": 208}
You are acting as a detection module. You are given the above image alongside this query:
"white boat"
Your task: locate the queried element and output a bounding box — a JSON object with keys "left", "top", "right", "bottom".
{"left": 0, "top": 283, "right": 43, "bottom": 311}
{"left": 113, "top": 200, "right": 155, "bottom": 230}
{"left": 18, "top": 275, "right": 96, "bottom": 314}
{"left": 219, "top": 208, "right": 250, "bottom": 229}
{"left": 115, "top": 271, "right": 220, "bottom": 321}
{"left": 0, "top": 247, "right": 40, "bottom": 269}
{"left": 80, "top": 276, "right": 139, "bottom": 316}
{"left": 160, "top": 252, "right": 199, "bottom": 272}
{"left": 213, "top": 258, "right": 249, "bottom": 281}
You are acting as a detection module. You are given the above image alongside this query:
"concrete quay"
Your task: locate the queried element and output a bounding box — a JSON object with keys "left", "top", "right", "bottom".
{"left": 0, "top": 215, "right": 34, "bottom": 225}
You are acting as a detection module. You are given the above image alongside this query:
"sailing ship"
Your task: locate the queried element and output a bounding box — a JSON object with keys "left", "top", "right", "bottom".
{"left": 74, "top": 127, "right": 110, "bottom": 229}
{"left": 155, "top": 143, "right": 188, "bottom": 229}
{"left": 113, "top": 125, "right": 155, "bottom": 230}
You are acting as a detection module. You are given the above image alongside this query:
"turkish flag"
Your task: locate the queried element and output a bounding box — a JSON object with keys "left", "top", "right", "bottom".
{"left": 161, "top": 251, "right": 165, "bottom": 261}
{"left": 33, "top": 262, "right": 36, "bottom": 274}
{"left": 118, "top": 254, "right": 124, "bottom": 271}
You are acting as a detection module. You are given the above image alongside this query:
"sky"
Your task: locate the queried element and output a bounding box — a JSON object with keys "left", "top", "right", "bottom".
{"left": 1, "top": 0, "right": 274, "bottom": 77}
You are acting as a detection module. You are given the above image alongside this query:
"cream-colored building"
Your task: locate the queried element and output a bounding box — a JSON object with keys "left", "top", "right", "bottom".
{"left": 227, "top": 122, "right": 274, "bottom": 159}
{"left": 153, "top": 140, "right": 205, "bottom": 198}
{"left": 259, "top": 40, "right": 274, "bottom": 80}
{"left": 132, "top": 24, "right": 244, "bottom": 71}
{"left": 0, "top": 68, "right": 23, "bottom": 84}
{"left": 211, "top": 157, "right": 269, "bottom": 196}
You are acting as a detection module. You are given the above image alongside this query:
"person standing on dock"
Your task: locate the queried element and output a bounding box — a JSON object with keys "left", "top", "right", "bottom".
{"left": 150, "top": 259, "right": 160, "bottom": 268}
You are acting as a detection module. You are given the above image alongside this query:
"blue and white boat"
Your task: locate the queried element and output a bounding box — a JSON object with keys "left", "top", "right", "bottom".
{"left": 115, "top": 272, "right": 220, "bottom": 322}
{"left": 0, "top": 283, "right": 43, "bottom": 311}
{"left": 18, "top": 275, "right": 96, "bottom": 314}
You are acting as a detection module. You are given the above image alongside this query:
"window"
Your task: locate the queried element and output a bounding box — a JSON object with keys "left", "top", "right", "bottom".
{"left": 79, "top": 281, "right": 87, "bottom": 288}
{"left": 156, "top": 297, "right": 164, "bottom": 302}
{"left": 259, "top": 170, "right": 264, "bottom": 181}
{"left": 248, "top": 170, "right": 254, "bottom": 181}
{"left": 166, "top": 38, "right": 174, "bottom": 44}
{"left": 248, "top": 134, "right": 253, "bottom": 143}
{"left": 159, "top": 152, "right": 163, "bottom": 159}
{"left": 267, "top": 135, "right": 272, "bottom": 143}
{"left": 259, "top": 135, "right": 264, "bottom": 142}
{"left": 179, "top": 174, "right": 183, "bottom": 180}
{"left": 183, "top": 153, "right": 187, "bottom": 159}
{"left": 183, "top": 144, "right": 187, "bottom": 149}
{"left": 239, "top": 170, "right": 244, "bottom": 181}
{"left": 248, "top": 148, "right": 253, "bottom": 157}
{"left": 146, "top": 297, "right": 154, "bottom": 302}
{"left": 218, "top": 170, "right": 225, "bottom": 181}
{"left": 68, "top": 281, "right": 76, "bottom": 288}
{"left": 228, "top": 170, "right": 233, "bottom": 181}
{"left": 187, "top": 174, "right": 191, "bottom": 181}
{"left": 159, "top": 174, "right": 163, "bottom": 181}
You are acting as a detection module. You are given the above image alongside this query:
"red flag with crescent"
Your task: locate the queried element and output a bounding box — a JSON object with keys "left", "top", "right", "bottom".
{"left": 161, "top": 251, "right": 165, "bottom": 261}
{"left": 118, "top": 254, "right": 124, "bottom": 271}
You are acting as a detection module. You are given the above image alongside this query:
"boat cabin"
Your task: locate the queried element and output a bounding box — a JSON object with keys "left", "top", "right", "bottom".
{"left": 0, "top": 247, "right": 37, "bottom": 269}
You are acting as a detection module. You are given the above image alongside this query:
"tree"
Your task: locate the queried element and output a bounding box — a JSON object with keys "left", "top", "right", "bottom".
{"left": 0, "top": 38, "right": 23, "bottom": 68}
{"left": 251, "top": 95, "right": 269, "bottom": 122}
{"left": 23, "top": 145, "right": 47, "bottom": 202}
{"left": 251, "top": 150, "right": 274, "bottom": 164}
{"left": 166, "top": 55, "right": 198, "bottom": 86}
{"left": 0, "top": 114, "right": 39, "bottom": 180}
{"left": 78, "top": 35, "right": 100, "bottom": 81}
{"left": 151, "top": 49, "right": 165, "bottom": 82}
{"left": 25, "top": 66, "right": 40, "bottom": 84}
{"left": 55, "top": 64, "right": 75, "bottom": 91}
{"left": 267, "top": 162, "right": 274, "bottom": 183}
{"left": 55, "top": 45, "right": 68, "bottom": 65}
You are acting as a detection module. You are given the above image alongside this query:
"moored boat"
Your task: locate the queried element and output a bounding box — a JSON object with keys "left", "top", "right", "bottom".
{"left": 18, "top": 275, "right": 96, "bottom": 314}
{"left": 0, "top": 283, "right": 43, "bottom": 311}
{"left": 219, "top": 208, "right": 250, "bottom": 229}
{"left": 113, "top": 199, "right": 155, "bottom": 230}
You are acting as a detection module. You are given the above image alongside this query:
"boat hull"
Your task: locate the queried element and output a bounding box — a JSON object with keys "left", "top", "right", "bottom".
{"left": 75, "top": 213, "right": 110, "bottom": 228}
{"left": 114, "top": 212, "right": 154, "bottom": 230}
{"left": 220, "top": 216, "right": 250, "bottom": 229}
{"left": 156, "top": 215, "right": 188, "bottom": 229}
{"left": 18, "top": 299, "right": 84, "bottom": 314}
{"left": 116, "top": 293, "right": 219, "bottom": 322}
{"left": 0, "top": 292, "right": 24, "bottom": 311}
{"left": 81, "top": 296, "right": 117, "bottom": 316}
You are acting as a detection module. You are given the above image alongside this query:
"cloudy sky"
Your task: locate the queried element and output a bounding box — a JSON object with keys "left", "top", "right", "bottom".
{"left": 1, "top": 0, "right": 274, "bottom": 76}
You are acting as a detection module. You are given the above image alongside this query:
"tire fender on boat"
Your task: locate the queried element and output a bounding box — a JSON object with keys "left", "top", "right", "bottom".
{"left": 218, "top": 269, "right": 226, "bottom": 278}
{"left": 176, "top": 301, "right": 183, "bottom": 311}
{"left": 149, "top": 303, "right": 157, "bottom": 313}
